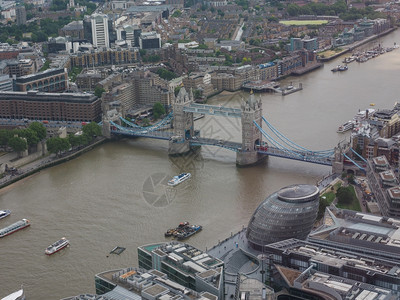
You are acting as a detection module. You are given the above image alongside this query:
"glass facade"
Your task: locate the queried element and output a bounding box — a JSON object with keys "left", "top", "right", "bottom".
{"left": 138, "top": 248, "right": 153, "bottom": 270}
{"left": 95, "top": 277, "right": 116, "bottom": 295}
{"left": 247, "top": 184, "right": 320, "bottom": 250}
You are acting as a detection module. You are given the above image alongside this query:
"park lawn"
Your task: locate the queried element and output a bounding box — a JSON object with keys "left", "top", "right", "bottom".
{"left": 279, "top": 20, "right": 328, "bottom": 26}
{"left": 335, "top": 185, "right": 362, "bottom": 212}
{"left": 321, "top": 191, "right": 336, "bottom": 204}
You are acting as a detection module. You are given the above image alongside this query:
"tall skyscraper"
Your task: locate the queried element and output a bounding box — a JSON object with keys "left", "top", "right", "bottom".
{"left": 91, "top": 14, "right": 109, "bottom": 48}
{"left": 16, "top": 6, "right": 27, "bottom": 26}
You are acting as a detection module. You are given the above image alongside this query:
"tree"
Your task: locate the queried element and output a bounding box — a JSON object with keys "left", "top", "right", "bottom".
{"left": 46, "top": 137, "right": 70, "bottom": 157}
{"left": 156, "top": 68, "right": 177, "bottom": 81}
{"left": 0, "top": 129, "right": 12, "bottom": 146}
{"left": 142, "top": 118, "right": 150, "bottom": 127}
{"left": 8, "top": 136, "right": 27, "bottom": 156}
{"left": 336, "top": 186, "right": 353, "bottom": 206}
{"left": 29, "top": 122, "right": 47, "bottom": 140}
{"left": 94, "top": 86, "right": 105, "bottom": 98}
{"left": 153, "top": 102, "right": 166, "bottom": 120}
{"left": 19, "top": 128, "right": 39, "bottom": 146}
{"left": 193, "top": 89, "right": 202, "bottom": 99}
{"left": 68, "top": 134, "right": 80, "bottom": 148}
{"left": 174, "top": 86, "right": 182, "bottom": 97}
{"left": 171, "top": 10, "right": 182, "bottom": 17}
{"left": 82, "top": 122, "right": 102, "bottom": 138}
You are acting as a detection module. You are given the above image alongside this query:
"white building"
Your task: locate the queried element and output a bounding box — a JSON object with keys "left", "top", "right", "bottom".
{"left": 91, "top": 14, "right": 110, "bottom": 48}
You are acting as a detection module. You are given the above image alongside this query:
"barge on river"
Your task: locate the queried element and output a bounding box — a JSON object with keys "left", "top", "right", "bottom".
{"left": 165, "top": 222, "right": 202, "bottom": 240}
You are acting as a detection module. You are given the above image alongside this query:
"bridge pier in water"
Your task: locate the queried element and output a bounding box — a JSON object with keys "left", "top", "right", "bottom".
{"left": 236, "top": 92, "right": 267, "bottom": 167}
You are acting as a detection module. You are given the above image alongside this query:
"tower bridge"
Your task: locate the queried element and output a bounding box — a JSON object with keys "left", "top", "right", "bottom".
{"left": 102, "top": 88, "right": 352, "bottom": 173}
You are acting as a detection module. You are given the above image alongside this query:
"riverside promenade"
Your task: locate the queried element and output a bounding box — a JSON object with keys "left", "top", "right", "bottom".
{"left": 318, "top": 27, "right": 397, "bottom": 62}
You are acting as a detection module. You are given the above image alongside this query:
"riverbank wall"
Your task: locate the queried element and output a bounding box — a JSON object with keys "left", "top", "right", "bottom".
{"left": 318, "top": 27, "right": 397, "bottom": 62}
{"left": 0, "top": 137, "right": 107, "bottom": 190}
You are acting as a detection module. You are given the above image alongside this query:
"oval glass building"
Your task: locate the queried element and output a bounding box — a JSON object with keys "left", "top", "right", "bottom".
{"left": 246, "top": 184, "right": 320, "bottom": 250}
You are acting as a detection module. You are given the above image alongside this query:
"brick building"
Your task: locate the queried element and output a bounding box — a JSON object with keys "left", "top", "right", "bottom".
{"left": 15, "top": 68, "right": 68, "bottom": 93}
{"left": 0, "top": 90, "right": 101, "bottom": 122}
{"left": 69, "top": 47, "right": 138, "bottom": 70}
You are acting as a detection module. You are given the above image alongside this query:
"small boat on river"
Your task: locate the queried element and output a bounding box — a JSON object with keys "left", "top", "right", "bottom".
{"left": 45, "top": 237, "right": 69, "bottom": 255}
{"left": 0, "top": 209, "right": 11, "bottom": 220}
{"left": 168, "top": 173, "right": 191, "bottom": 186}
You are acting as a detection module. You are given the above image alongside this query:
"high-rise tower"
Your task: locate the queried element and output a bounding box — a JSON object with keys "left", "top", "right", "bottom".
{"left": 91, "top": 14, "right": 109, "bottom": 48}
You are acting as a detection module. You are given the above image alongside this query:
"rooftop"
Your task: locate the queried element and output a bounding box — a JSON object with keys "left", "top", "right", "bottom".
{"left": 309, "top": 208, "right": 400, "bottom": 259}
{"left": 372, "top": 155, "right": 389, "bottom": 167}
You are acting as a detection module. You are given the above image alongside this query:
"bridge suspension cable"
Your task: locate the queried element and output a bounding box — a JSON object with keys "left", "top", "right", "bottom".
{"left": 261, "top": 117, "right": 334, "bottom": 155}
{"left": 343, "top": 153, "right": 366, "bottom": 171}
{"left": 253, "top": 121, "right": 304, "bottom": 158}
{"left": 350, "top": 147, "right": 368, "bottom": 164}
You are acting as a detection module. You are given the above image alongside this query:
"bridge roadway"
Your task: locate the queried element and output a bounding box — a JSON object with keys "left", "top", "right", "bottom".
{"left": 110, "top": 128, "right": 334, "bottom": 166}
{"left": 183, "top": 103, "right": 242, "bottom": 118}
{"left": 257, "top": 147, "right": 333, "bottom": 166}
{"left": 111, "top": 129, "right": 173, "bottom": 140}
{"left": 190, "top": 137, "right": 242, "bottom": 151}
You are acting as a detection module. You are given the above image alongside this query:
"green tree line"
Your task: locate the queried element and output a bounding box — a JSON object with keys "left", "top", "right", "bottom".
{"left": 0, "top": 122, "right": 47, "bottom": 156}
{"left": 286, "top": 0, "right": 386, "bottom": 20}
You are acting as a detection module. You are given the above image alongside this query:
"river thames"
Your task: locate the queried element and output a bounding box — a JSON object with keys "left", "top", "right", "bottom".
{"left": 1, "top": 30, "right": 400, "bottom": 299}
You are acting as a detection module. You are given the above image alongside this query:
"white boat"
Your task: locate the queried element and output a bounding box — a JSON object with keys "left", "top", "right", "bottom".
{"left": 337, "top": 121, "right": 354, "bottom": 133}
{"left": 45, "top": 237, "right": 69, "bottom": 255}
{"left": 168, "top": 173, "right": 191, "bottom": 186}
{"left": 0, "top": 219, "right": 30, "bottom": 238}
{"left": 1, "top": 288, "right": 25, "bottom": 300}
{"left": 0, "top": 209, "right": 11, "bottom": 220}
{"left": 354, "top": 108, "right": 375, "bottom": 123}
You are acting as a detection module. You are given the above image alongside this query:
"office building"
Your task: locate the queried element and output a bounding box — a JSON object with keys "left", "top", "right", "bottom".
{"left": 367, "top": 155, "right": 400, "bottom": 217}
{"left": 69, "top": 267, "right": 219, "bottom": 300}
{"left": 263, "top": 237, "right": 400, "bottom": 295}
{"left": 138, "top": 242, "right": 224, "bottom": 299}
{"left": 139, "top": 32, "right": 161, "bottom": 50}
{"left": 246, "top": 184, "right": 320, "bottom": 250}
{"left": 0, "top": 74, "right": 13, "bottom": 91}
{"left": 16, "top": 6, "right": 26, "bottom": 26}
{"left": 309, "top": 207, "right": 400, "bottom": 264}
{"left": 91, "top": 14, "right": 110, "bottom": 48}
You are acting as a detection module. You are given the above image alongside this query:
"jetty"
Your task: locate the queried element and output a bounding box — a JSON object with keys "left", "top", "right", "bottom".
{"left": 242, "top": 80, "right": 281, "bottom": 93}
{"left": 282, "top": 83, "right": 303, "bottom": 95}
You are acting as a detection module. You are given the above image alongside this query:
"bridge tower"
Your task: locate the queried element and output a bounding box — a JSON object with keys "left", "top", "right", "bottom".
{"left": 332, "top": 141, "right": 350, "bottom": 175}
{"left": 236, "top": 91, "right": 266, "bottom": 166}
{"left": 168, "top": 87, "right": 194, "bottom": 155}
{"left": 102, "top": 109, "right": 122, "bottom": 138}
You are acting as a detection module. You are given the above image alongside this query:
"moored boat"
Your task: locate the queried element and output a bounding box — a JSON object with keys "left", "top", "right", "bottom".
{"left": 168, "top": 173, "right": 191, "bottom": 186}
{"left": 45, "top": 237, "right": 69, "bottom": 255}
{"left": 0, "top": 209, "right": 11, "bottom": 220}
{"left": 0, "top": 219, "right": 30, "bottom": 238}
{"left": 337, "top": 121, "right": 354, "bottom": 133}
{"left": 331, "top": 65, "right": 347, "bottom": 72}
{"left": 342, "top": 56, "right": 355, "bottom": 64}
{"left": 165, "top": 222, "right": 202, "bottom": 240}
{"left": 176, "top": 225, "right": 202, "bottom": 240}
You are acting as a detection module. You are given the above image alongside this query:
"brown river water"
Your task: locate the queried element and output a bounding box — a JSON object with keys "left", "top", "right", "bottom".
{"left": 1, "top": 30, "right": 400, "bottom": 299}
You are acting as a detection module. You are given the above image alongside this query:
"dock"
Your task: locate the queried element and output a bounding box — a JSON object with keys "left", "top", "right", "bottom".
{"left": 282, "top": 83, "right": 303, "bottom": 96}
{"left": 242, "top": 80, "right": 281, "bottom": 93}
